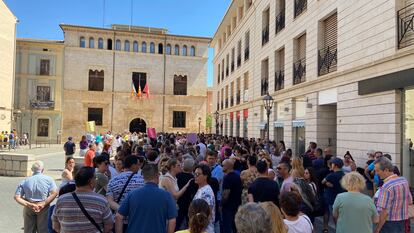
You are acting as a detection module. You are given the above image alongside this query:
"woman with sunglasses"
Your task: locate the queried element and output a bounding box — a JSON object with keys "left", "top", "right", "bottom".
{"left": 193, "top": 164, "right": 215, "bottom": 233}
{"left": 159, "top": 158, "right": 192, "bottom": 201}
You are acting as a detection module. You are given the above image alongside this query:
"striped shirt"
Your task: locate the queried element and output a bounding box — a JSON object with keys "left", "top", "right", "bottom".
{"left": 107, "top": 171, "right": 144, "bottom": 203}
{"left": 52, "top": 191, "right": 113, "bottom": 233}
{"left": 376, "top": 175, "right": 413, "bottom": 221}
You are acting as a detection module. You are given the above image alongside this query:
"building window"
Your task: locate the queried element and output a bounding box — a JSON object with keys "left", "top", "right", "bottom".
{"left": 80, "top": 37, "right": 85, "bottom": 48}
{"left": 124, "top": 40, "right": 130, "bottom": 51}
{"left": 182, "top": 45, "right": 188, "bottom": 56}
{"left": 88, "top": 70, "right": 104, "bottom": 91}
{"left": 166, "top": 44, "right": 172, "bottom": 55}
{"left": 37, "top": 119, "right": 49, "bottom": 137}
{"left": 98, "top": 38, "right": 104, "bottom": 49}
{"left": 244, "top": 31, "right": 250, "bottom": 61}
{"left": 294, "top": 0, "right": 307, "bottom": 18}
{"left": 150, "top": 42, "right": 155, "bottom": 53}
{"left": 132, "top": 72, "right": 147, "bottom": 93}
{"left": 88, "top": 108, "right": 103, "bottom": 126}
{"left": 231, "top": 47, "right": 235, "bottom": 72}
{"left": 174, "top": 45, "right": 180, "bottom": 55}
{"left": 89, "top": 37, "right": 94, "bottom": 48}
{"left": 174, "top": 75, "right": 187, "bottom": 95}
{"left": 173, "top": 111, "right": 186, "bottom": 128}
{"left": 36, "top": 86, "right": 51, "bottom": 101}
{"left": 158, "top": 43, "right": 163, "bottom": 54}
{"left": 275, "top": 48, "right": 285, "bottom": 91}
{"left": 226, "top": 54, "right": 229, "bottom": 77}
{"left": 142, "top": 42, "right": 147, "bottom": 53}
{"left": 275, "top": 0, "right": 286, "bottom": 34}
{"left": 261, "top": 58, "right": 269, "bottom": 96}
{"left": 133, "top": 41, "right": 138, "bottom": 52}
{"left": 318, "top": 12, "right": 338, "bottom": 76}
{"left": 262, "top": 8, "right": 270, "bottom": 46}
{"left": 293, "top": 33, "right": 306, "bottom": 85}
{"left": 107, "top": 39, "right": 113, "bottom": 50}
{"left": 190, "top": 46, "right": 196, "bottom": 56}
{"left": 237, "top": 40, "right": 242, "bottom": 67}
{"left": 217, "top": 64, "right": 221, "bottom": 84}
{"left": 40, "top": 59, "right": 50, "bottom": 75}
{"left": 115, "top": 39, "right": 121, "bottom": 50}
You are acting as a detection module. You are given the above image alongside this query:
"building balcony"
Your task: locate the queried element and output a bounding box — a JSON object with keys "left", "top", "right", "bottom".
{"left": 293, "top": 58, "right": 306, "bottom": 85}
{"left": 275, "top": 70, "right": 284, "bottom": 91}
{"left": 30, "top": 100, "right": 55, "bottom": 109}
{"left": 318, "top": 44, "right": 337, "bottom": 76}
{"left": 262, "top": 25, "right": 269, "bottom": 45}
{"left": 294, "top": 0, "right": 307, "bottom": 18}
{"left": 237, "top": 55, "right": 241, "bottom": 67}
{"left": 275, "top": 10, "right": 285, "bottom": 34}
{"left": 261, "top": 78, "right": 269, "bottom": 96}
{"left": 398, "top": 3, "right": 414, "bottom": 49}
{"left": 244, "top": 47, "right": 250, "bottom": 61}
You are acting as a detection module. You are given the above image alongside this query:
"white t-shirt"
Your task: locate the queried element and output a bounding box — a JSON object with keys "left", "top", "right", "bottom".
{"left": 193, "top": 185, "right": 215, "bottom": 233}
{"left": 283, "top": 215, "right": 313, "bottom": 233}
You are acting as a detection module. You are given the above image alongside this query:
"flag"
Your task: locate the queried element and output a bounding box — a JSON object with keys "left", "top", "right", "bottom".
{"left": 143, "top": 83, "right": 150, "bottom": 98}
{"left": 131, "top": 81, "right": 137, "bottom": 97}
{"left": 137, "top": 85, "right": 142, "bottom": 98}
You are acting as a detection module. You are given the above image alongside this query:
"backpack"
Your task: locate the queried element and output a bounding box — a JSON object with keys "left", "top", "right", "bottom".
{"left": 9, "top": 133, "right": 14, "bottom": 140}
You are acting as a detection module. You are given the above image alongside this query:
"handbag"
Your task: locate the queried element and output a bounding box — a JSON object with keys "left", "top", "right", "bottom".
{"left": 72, "top": 192, "right": 103, "bottom": 233}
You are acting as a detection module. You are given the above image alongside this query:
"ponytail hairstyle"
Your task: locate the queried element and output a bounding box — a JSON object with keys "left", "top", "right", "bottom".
{"left": 188, "top": 199, "right": 211, "bottom": 233}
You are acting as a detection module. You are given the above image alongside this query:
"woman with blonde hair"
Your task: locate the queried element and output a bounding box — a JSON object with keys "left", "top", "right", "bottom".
{"left": 333, "top": 172, "right": 378, "bottom": 233}
{"left": 259, "top": 202, "right": 288, "bottom": 233}
{"left": 159, "top": 158, "right": 192, "bottom": 200}
{"left": 291, "top": 157, "right": 305, "bottom": 178}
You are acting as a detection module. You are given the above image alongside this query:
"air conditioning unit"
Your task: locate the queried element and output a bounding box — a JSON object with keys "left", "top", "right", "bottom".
{"left": 243, "top": 90, "right": 249, "bottom": 102}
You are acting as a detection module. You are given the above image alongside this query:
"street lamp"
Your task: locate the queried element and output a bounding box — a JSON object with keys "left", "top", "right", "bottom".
{"left": 263, "top": 93, "right": 274, "bottom": 142}
{"left": 214, "top": 111, "right": 219, "bottom": 135}
{"left": 198, "top": 117, "right": 202, "bottom": 134}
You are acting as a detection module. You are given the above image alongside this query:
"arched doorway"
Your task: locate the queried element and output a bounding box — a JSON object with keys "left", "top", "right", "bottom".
{"left": 129, "top": 118, "right": 147, "bottom": 133}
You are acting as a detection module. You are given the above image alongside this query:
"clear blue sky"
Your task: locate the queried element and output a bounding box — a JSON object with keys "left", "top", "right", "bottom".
{"left": 4, "top": 0, "right": 231, "bottom": 87}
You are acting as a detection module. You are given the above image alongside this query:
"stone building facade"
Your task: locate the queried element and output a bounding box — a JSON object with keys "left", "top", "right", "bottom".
{"left": 0, "top": 1, "right": 17, "bottom": 132}
{"left": 60, "top": 24, "right": 210, "bottom": 140}
{"left": 14, "top": 39, "right": 64, "bottom": 143}
{"left": 212, "top": 0, "right": 414, "bottom": 185}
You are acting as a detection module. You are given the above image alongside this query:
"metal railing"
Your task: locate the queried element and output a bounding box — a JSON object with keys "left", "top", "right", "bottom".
{"left": 294, "top": 0, "right": 307, "bottom": 18}
{"left": 237, "top": 55, "right": 241, "bottom": 67}
{"left": 318, "top": 44, "right": 337, "bottom": 76}
{"left": 398, "top": 3, "right": 414, "bottom": 49}
{"left": 293, "top": 58, "right": 306, "bottom": 85}
{"left": 275, "top": 70, "right": 284, "bottom": 91}
{"left": 244, "top": 47, "right": 250, "bottom": 61}
{"left": 261, "top": 78, "right": 269, "bottom": 96}
{"left": 262, "top": 25, "right": 269, "bottom": 45}
{"left": 275, "top": 10, "right": 285, "bottom": 34}
{"left": 30, "top": 100, "right": 55, "bottom": 109}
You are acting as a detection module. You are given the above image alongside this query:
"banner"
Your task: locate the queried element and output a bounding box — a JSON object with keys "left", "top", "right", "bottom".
{"left": 187, "top": 133, "right": 197, "bottom": 144}
{"left": 86, "top": 121, "right": 96, "bottom": 132}
{"left": 147, "top": 128, "right": 156, "bottom": 139}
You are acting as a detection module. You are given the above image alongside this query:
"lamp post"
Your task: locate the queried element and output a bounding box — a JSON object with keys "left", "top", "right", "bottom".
{"left": 214, "top": 111, "right": 219, "bottom": 135}
{"left": 263, "top": 93, "right": 274, "bottom": 142}
{"left": 198, "top": 117, "right": 202, "bottom": 134}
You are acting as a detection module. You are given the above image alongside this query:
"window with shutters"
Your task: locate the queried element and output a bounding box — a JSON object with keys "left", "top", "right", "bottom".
{"left": 262, "top": 8, "right": 270, "bottom": 45}
{"left": 174, "top": 75, "right": 187, "bottom": 95}
{"left": 40, "top": 59, "right": 50, "bottom": 75}
{"left": 88, "top": 108, "right": 103, "bottom": 126}
{"left": 275, "top": 0, "right": 285, "bottom": 34}
{"left": 293, "top": 33, "right": 306, "bottom": 85}
{"left": 318, "top": 12, "right": 338, "bottom": 76}
{"left": 261, "top": 59, "right": 269, "bottom": 96}
{"left": 275, "top": 48, "right": 285, "bottom": 91}
{"left": 88, "top": 70, "right": 104, "bottom": 91}
{"left": 173, "top": 111, "right": 186, "bottom": 128}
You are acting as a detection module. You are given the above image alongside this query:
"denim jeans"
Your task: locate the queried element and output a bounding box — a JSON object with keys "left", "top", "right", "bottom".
{"left": 380, "top": 220, "right": 405, "bottom": 233}
{"left": 220, "top": 208, "right": 237, "bottom": 233}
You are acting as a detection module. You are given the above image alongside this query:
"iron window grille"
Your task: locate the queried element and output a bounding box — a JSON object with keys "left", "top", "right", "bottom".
{"left": 262, "top": 25, "right": 270, "bottom": 45}
{"left": 398, "top": 3, "right": 414, "bottom": 49}
{"left": 275, "top": 70, "right": 285, "bottom": 91}
{"left": 293, "top": 58, "right": 306, "bottom": 85}
{"left": 275, "top": 10, "right": 285, "bottom": 34}
{"left": 261, "top": 79, "right": 269, "bottom": 96}
{"left": 318, "top": 44, "right": 337, "bottom": 76}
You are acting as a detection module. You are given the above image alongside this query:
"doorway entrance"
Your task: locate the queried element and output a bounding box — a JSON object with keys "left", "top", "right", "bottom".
{"left": 129, "top": 118, "right": 147, "bottom": 133}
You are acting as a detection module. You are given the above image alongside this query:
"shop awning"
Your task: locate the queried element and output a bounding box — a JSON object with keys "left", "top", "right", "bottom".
{"left": 292, "top": 120, "right": 305, "bottom": 128}
{"left": 274, "top": 121, "right": 284, "bottom": 128}
{"left": 257, "top": 122, "right": 266, "bottom": 129}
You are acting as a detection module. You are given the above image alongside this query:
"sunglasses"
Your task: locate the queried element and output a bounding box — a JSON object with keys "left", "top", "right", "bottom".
{"left": 276, "top": 167, "right": 282, "bottom": 170}
{"left": 194, "top": 172, "right": 203, "bottom": 177}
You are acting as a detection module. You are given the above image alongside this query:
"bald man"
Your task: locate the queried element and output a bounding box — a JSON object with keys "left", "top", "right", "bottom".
{"left": 221, "top": 159, "right": 242, "bottom": 233}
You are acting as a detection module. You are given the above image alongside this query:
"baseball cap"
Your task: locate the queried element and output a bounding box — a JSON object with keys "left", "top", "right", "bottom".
{"left": 68, "top": 137, "right": 73, "bottom": 140}
{"left": 330, "top": 158, "right": 344, "bottom": 168}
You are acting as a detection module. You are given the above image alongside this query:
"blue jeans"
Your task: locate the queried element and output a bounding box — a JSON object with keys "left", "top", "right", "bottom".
{"left": 220, "top": 208, "right": 237, "bottom": 233}
{"left": 380, "top": 220, "right": 405, "bottom": 233}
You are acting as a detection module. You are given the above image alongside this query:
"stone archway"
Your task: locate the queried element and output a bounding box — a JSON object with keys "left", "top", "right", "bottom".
{"left": 129, "top": 118, "right": 147, "bottom": 133}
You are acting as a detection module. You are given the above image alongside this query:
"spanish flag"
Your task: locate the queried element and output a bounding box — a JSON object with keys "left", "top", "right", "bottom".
{"left": 131, "top": 81, "right": 137, "bottom": 97}
{"left": 143, "top": 83, "right": 150, "bottom": 98}
{"left": 137, "top": 85, "right": 142, "bottom": 98}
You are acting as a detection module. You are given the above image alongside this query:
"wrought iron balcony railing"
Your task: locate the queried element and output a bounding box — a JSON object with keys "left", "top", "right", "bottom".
{"left": 318, "top": 44, "right": 337, "bottom": 76}
{"left": 294, "top": 0, "right": 307, "bottom": 18}
{"left": 262, "top": 25, "right": 270, "bottom": 45}
{"left": 275, "top": 10, "right": 285, "bottom": 34}
{"left": 261, "top": 78, "right": 269, "bottom": 96}
{"left": 275, "top": 70, "right": 285, "bottom": 91}
{"left": 237, "top": 55, "right": 241, "bottom": 67}
{"left": 244, "top": 47, "right": 250, "bottom": 61}
{"left": 30, "top": 100, "right": 55, "bottom": 109}
{"left": 293, "top": 58, "right": 306, "bottom": 85}
{"left": 398, "top": 3, "right": 414, "bottom": 49}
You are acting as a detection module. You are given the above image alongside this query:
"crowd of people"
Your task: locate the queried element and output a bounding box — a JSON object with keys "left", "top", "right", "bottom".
{"left": 0, "top": 129, "right": 28, "bottom": 149}
{"left": 14, "top": 131, "right": 414, "bottom": 233}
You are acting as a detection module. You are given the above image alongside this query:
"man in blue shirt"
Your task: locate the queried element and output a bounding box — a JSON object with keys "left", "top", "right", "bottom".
{"left": 116, "top": 164, "right": 177, "bottom": 233}
{"left": 14, "top": 161, "right": 58, "bottom": 233}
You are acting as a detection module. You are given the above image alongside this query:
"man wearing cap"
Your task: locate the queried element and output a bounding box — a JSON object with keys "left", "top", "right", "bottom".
{"left": 322, "top": 157, "right": 345, "bottom": 232}
{"left": 63, "top": 137, "right": 76, "bottom": 158}
{"left": 14, "top": 161, "right": 58, "bottom": 233}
